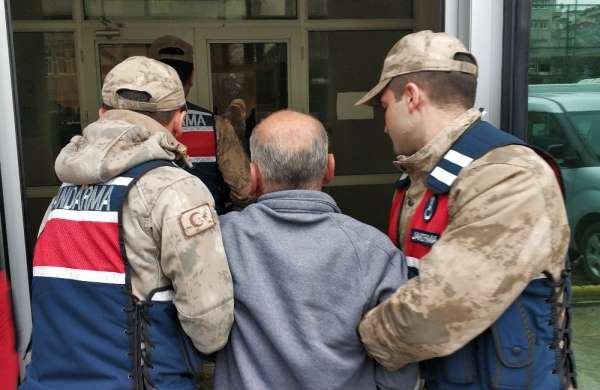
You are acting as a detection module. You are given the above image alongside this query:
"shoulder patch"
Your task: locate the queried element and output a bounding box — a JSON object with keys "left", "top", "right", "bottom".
{"left": 180, "top": 204, "right": 215, "bottom": 237}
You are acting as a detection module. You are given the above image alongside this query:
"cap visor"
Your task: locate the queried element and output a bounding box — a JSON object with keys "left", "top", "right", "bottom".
{"left": 354, "top": 78, "right": 391, "bottom": 107}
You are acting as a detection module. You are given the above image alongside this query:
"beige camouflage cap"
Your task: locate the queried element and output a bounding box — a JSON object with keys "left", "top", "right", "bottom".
{"left": 149, "top": 35, "right": 194, "bottom": 64}
{"left": 102, "top": 56, "right": 186, "bottom": 112}
{"left": 355, "top": 30, "right": 478, "bottom": 106}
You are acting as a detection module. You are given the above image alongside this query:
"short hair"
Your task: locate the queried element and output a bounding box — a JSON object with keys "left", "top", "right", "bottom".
{"left": 103, "top": 89, "right": 183, "bottom": 125}
{"left": 159, "top": 57, "right": 194, "bottom": 86}
{"left": 389, "top": 53, "right": 477, "bottom": 109}
{"left": 250, "top": 112, "right": 329, "bottom": 190}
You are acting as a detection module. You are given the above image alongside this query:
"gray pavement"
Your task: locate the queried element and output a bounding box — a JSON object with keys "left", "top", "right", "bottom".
{"left": 572, "top": 303, "right": 600, "bottom": 389}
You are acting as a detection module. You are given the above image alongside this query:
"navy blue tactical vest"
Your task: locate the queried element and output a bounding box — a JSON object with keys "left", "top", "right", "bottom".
{"left": 22, "top": 160, "right": 203, "bottom": 389}
{"left": 179, "top": 102, "right": 229, "bottom": 214}
{"left": 391, "top": 121, "right": 577, "bottom": 389}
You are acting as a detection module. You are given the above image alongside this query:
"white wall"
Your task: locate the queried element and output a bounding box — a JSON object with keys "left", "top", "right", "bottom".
{"left": 0, "top": 0, "right": 32, "bottom": 367}
{"left": 445, "top": 0, "right": 504, "bottom": 127}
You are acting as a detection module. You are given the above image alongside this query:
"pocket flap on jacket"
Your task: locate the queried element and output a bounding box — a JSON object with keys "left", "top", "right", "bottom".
{"left": 491, "top": 301, "right": 535, "bottom": 368}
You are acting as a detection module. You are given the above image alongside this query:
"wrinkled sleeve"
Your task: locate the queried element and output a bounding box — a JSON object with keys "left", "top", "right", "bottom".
{"left": 214, "top": 116, "right": 253, "bottom": 207}
{"left": 359, "top": 161, "right": 568, "bottom": 370}
{"left": 151, "top": 176, "right": 234, "bottom": 353}
{"left": 357, "top": 237, "right": 419, "bottom": 389}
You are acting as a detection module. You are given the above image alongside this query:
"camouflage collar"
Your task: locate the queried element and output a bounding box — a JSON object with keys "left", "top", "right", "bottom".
{"left": 102, "top": 109, "right": 171, "bottom": 135}
{"left": 393, "top": 108, "right": 481, "bottom": 179}
{"left": 102, "top": 109, "right": 191, "bottom": 167}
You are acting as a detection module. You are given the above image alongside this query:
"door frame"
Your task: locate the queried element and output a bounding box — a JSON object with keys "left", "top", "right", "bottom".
{"left": 196, "top": 26, "right": 304, "bottom": 114}
{"left": 81, "top": 24, "right": 196, "bottom": 123}
{"left": 80, "top": 23, "right": 303, "bottom": 125}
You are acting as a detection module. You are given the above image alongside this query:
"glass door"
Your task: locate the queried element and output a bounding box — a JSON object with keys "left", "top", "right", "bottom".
{"left": 81, "top": 26, "right": 195, "bottom": 124}
{"left": 81, "top": 25, "right": 300, "bottom": 126}
{"left": 208, "top": 39, "right": 290, "bottom": 151}
{"left": 195, "top": 26, "right": 302, "bottom": 119}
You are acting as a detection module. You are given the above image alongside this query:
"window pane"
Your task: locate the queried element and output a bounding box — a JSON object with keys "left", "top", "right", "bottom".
{"left": 309, "top": 30, "right": 410, "bottom": 175}
{"left": 13, "top": 33, "right": 81, "bottom": 187}
{"left": 324, "top": 184, "right": 392, "bottom": 232}
{"left": 529, "top": 2, "right": 600, "bottom": 388}
{"left": 308, "top": 0, "right": 412, "bottom": 19}
{"left": 98, "top": 44, "right": 151, "bottom": 84}
{"left": 210, "top": 42, "right": 288, "bottom": 129}
{"left": 85, "top": 0, "right": 296, "bottom": 20}
{"left": 529, "top": 2, "right": 600, "bottom": 84}
{"left": 24, "top": 198, "right": 53, "bottom": 263}
{"left": 10, "top": 0, "right": 72, "bottom": 20}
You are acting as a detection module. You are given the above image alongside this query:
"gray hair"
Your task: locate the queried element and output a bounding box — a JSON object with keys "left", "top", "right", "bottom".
{"left": 250, "top": 112, "right": 329, "bottom": 190}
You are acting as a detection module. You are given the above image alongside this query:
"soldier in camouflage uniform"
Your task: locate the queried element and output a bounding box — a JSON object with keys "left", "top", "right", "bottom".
{"left": 21, "top": 56, "right": 233, "bottom": 389}
{"left": 150, "top": 35, "right": 252, "bottom": 214}
{"left": 355, "top": 31, "right": 576, "bottom": 389}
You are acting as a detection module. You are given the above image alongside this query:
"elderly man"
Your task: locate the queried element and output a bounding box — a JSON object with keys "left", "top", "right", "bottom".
{"left": 213, "top": 110, "right": 418, "bottom": 390}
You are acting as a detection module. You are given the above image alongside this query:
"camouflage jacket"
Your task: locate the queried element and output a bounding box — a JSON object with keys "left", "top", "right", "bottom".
{"left": 45, "top": 109, "right": 234, "bottom": 353}
{"left": 358, "top": 108, "right": 570, "bottom": 370}
{"left": 216, "top": 117, "right": 252, "bottom": 207}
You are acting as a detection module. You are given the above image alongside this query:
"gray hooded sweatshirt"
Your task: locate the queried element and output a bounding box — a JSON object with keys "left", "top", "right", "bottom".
{"left": 214, "top": 190, "right": 418, "bottom": 390}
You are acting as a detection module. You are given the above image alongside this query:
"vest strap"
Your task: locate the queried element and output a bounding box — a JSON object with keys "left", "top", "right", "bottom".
{"left": 426, "top": 121, "right": 526, "bottom": 194}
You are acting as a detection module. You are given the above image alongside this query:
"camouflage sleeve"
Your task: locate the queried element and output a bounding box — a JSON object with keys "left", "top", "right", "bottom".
{"left": 214, "top": 116, "right": 253, "bottom": 207}
{"left": 358, "top": 155, "right": 569, "bottom": 370}
{"left": 363, "top": 250, "right": 420, "bottom": 388}
{"left": 151, "top": 175, "right": 234, "bottom": 353}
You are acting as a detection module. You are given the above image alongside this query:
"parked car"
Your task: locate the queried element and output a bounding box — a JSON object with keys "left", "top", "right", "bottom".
{"left": 528, "top": 83, "right": 600, "bottom": 283}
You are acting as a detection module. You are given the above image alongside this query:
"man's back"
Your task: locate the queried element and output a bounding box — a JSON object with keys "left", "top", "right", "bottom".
{"left": 214, "top": 190, "right": 417, "bottom": 390}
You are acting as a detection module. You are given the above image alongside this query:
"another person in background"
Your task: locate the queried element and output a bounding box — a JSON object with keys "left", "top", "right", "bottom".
{"left": 150, "top": 35, "right": 253, "bottom": 213}
{"left": 214, "top": 110, "right": 419, "bottom": 390}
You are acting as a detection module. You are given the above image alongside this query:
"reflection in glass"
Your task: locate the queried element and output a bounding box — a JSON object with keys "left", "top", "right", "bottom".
{"left": 85, "top": 0, "right": 296, "bottom": 20}
{"left": 309, "top": 30, "right": 409, "bottom": 176}
{"left": 529, "top": 1, "right": 600, "bottom": 84}
{"left": 308, "top": 0, "right": 412, "bottom": 19}
{"left": 10, "top": 0, "right": 72, "bottom": 20}
{"left": 529, "top": 2, "right": 600, "bottom": 388}
{"left": 13, "top": 33, "right": 81, "bottom": 187}
{"left": 210, "top": 42, "right": 288, "bottom": 147}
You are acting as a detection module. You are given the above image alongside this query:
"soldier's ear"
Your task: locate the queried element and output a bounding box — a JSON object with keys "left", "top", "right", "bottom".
{"left": 98, "top": 107, "right": 108, "bottom": 117}
{"left": 404, "top": 82, "right": 424, "bottom": 114}
{"left": 170, "top": 109, "right": 187, "bottom": 137}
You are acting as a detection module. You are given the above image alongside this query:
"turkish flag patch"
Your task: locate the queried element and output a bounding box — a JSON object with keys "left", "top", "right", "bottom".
{"left": 180, "top": 204, "right": 215, "bottom": 237}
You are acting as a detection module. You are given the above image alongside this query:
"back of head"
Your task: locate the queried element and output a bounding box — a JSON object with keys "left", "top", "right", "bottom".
{"left": 101, "top": 56, "right": 186, "bottom": 125}
{"left": 250, "top": 110, "right": 328, "bottom": 191}
{"left": 356, "top": 30, "right": 478, "bottom": 110}
{"left": 149, "top": 35, "right": 194, "bottom": 86}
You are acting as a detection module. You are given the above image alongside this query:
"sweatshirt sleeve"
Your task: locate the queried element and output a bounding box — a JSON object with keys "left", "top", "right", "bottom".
{"left": 355, "top": 231, "right": 419, "bottom": 389}
{"left": 151, "top": 175, "right": 234, "bottom": 353}
{"left": 358, "top": 150, "right": 569, "bottom": 370}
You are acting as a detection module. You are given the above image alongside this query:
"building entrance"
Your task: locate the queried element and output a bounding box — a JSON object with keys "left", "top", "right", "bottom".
{"left": 10, "top": 0, "right": 442, "bottom": 256}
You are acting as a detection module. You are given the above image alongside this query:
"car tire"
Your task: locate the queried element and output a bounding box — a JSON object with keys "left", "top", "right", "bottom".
{"left": 581, "top": 222, "right": 600, "bottom": 284}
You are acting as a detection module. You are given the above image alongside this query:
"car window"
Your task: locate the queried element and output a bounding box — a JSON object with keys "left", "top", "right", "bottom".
{"left": 528, "top": 111, "right": 577, "bottom": 167}
{"left": 569, "top": 111, "right": 600, "bottom": 157}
